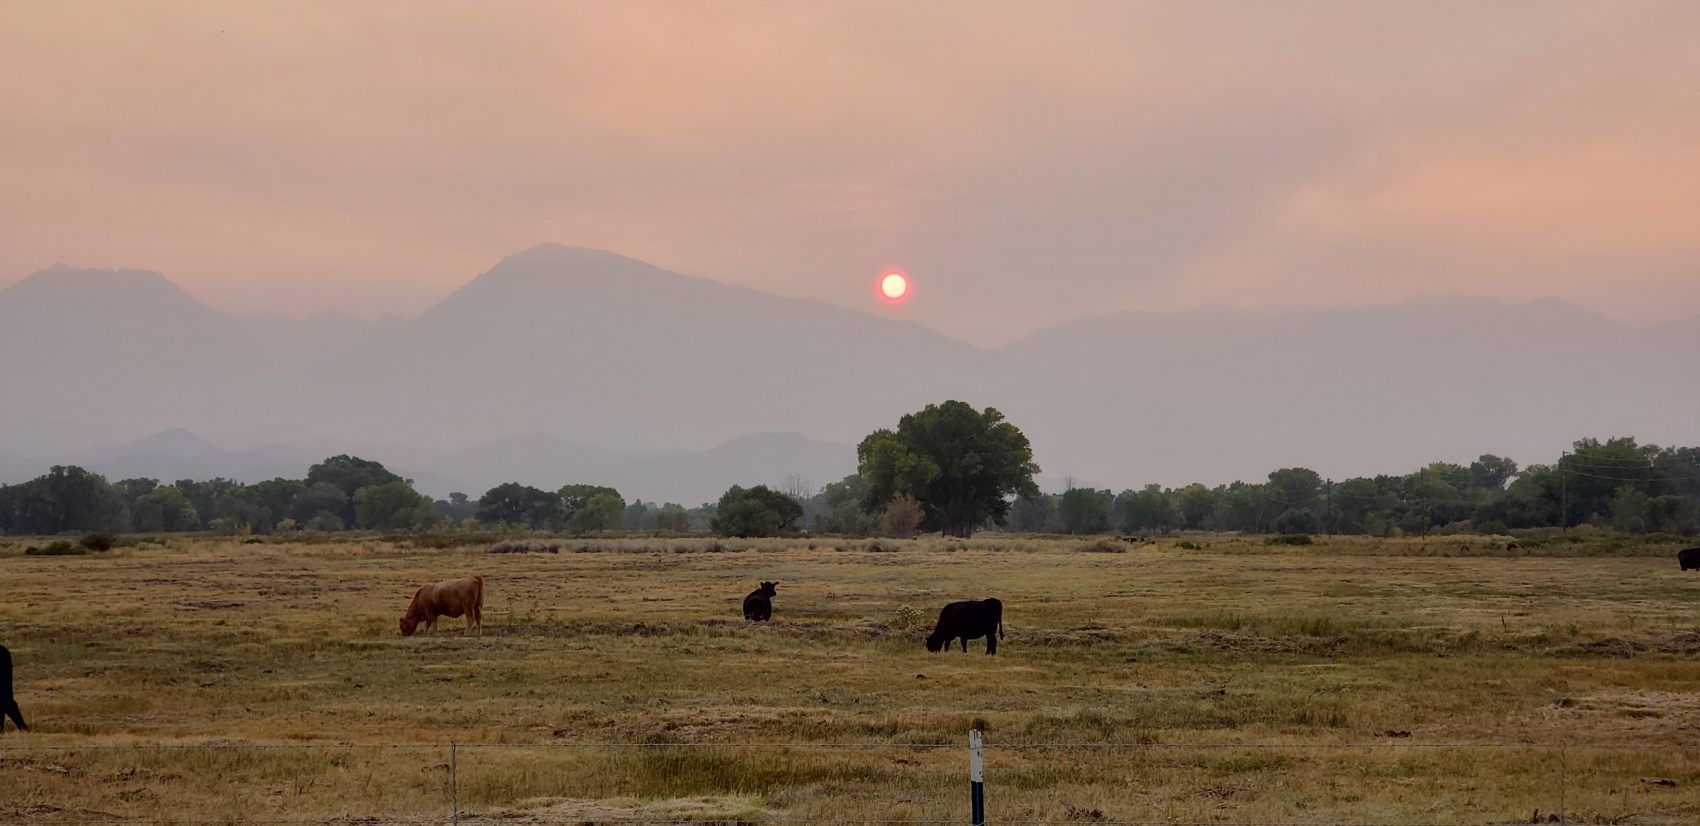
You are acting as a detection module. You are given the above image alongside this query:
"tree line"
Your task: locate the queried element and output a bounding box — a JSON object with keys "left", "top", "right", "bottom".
{"left": 0, "top": 454, "right": 703, "bottom": 537}
{"left": 3, "top": 407, "right": 1694, "bottom": 539}
{"left": 1004, "top": 437, "right": 1700, "bottom": 537}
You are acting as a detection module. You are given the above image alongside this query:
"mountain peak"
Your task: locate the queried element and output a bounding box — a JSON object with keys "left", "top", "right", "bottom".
{"left": 421, "top": 243, "right": 705, "bottom": 318}
{"left": 479, "top": 243, "right": 680, "bottom": 283}
{"left": 1, "top": 265, "right": 224, "bottom": 322}
{"left": 125, "top": 428, "right": 225, "bottom": 459}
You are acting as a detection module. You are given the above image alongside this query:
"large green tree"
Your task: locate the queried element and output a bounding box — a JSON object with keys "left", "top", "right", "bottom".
{"left": 711, "top": 484, "right": 803, "bottom": 537}
{"left": 811, "top": 474, "right": 877, "bottom": 535}
{"left": 0, "top": 466, "right": 127, "bottom": 535}
{"left": 857, "top": 401, "right": 1039, "bottom": 537}
{"left": 477, "top": 483, "right": 560, "bottom": 530}
{"left": 132, "top": 485, "right": 199, "bottom": 533}
{"left": 1059, "top": 487, "right": 1112, "bottom": 534}
{"left": 1266, "top": 468, "right": 1322, "bottom": 514}
{"left": 290, "top": 482, "right": 350, "bottom": 527}
{"left": 354, "top": 480, "right": 436, "bottom": 531}
{"left": 556, "top": 484, "right": 625, "bottom": 533}
{"left": 1118, "top": 484, "right": 1174, "bottom": 534}
{"left": 306, "top": 455, "right": 402, "bottom": 526}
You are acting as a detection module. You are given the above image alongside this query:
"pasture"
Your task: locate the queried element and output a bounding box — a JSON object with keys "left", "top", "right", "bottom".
{"left": 3, "top": 533, "right": 1700, "bottom": 824}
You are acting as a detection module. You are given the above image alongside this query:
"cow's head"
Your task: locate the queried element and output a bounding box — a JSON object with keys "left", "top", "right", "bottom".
{"left": 924, "top": 630, "right": 946, "bottom": 652}
{"left": 760, "top": 581, "right": 778, "bottom": 595}
{"left": 399, "top": 616, "right": 420, "bottom": 637}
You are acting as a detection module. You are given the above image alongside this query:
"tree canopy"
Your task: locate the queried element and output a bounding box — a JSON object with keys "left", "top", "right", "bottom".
{"left": 0, "top": 465, "right": 126, "bottom": 535}
{"left": 306, "top": 455, "right": 403, "bottom": 525}
{"left": 856, "top": 400, "right": 1039, "bottom": 537}
{"left": 556, "top": 484, "right": 626, "bottom": 533}
{"left": 476, "top": 483, "right": 559, "bottom": 530}
{"left": 711, "top": 484, "right": 803, "bottom": 537}
{"left": 1059, "top": 487, "right": 1112, "bottom": 534}
{"left": 354, "top": 481, "right": 435, "bottom": 531}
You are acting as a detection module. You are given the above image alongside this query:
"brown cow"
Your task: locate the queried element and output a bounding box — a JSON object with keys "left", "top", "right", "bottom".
{"left": 400, "top": 575, "right": 484, "bottom": 637}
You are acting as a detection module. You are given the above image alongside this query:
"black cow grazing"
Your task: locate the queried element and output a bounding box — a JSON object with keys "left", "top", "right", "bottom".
{"left": 1679, "top": 548, "right": 1700, "bottom": 571}
{"left": 743, "top": 582, "right": 777, "bottom": 621}
{"left": 926, "top": 598, "right": 1005, "bottom": 655}
{"left": 1, "top": 644, "right": 25, "bottom": 733}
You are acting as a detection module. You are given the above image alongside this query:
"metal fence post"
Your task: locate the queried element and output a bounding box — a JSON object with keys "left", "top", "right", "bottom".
{"left": 450, "top": 741, "right": 459, "bottom": 826}
{"left": 969, "top": 730, "right": 985, "bottom": 826}
{"left": 1558, "top": 742, "right": 1566, "bottom": 826}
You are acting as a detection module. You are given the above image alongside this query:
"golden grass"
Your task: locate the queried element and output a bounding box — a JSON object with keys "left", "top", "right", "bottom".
{"left": 2, "top": 534, "right": 1699, "bottom": 823}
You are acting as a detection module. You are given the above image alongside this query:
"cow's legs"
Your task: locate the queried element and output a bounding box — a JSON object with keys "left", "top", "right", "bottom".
{"left": 960, "top": 637, "right": 968, "bottom": 652}
{"left": 986, "top": 635, "right": 997, "bottom": 655}
{"left": 1, "top": 700, "right": 24, "bottom": 732}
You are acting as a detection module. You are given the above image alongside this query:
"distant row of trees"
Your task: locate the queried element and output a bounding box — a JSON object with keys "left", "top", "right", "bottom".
{"left": 0, "top": 454, "right": 703, "bottom": 537}
{"left": 0, "top": 455, "right": 436, "bottom": 536}
{"left": 1000, "top": 438, "right": 1700, "bottom": 537}
{"left": 4, "top": 410, "right": 1693, "bottom": 540}
{"left": 0, "top": 400, "right": 1041, "bottom": 540}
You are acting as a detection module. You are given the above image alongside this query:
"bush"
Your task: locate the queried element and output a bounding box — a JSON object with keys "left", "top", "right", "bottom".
{"left": 1272, "top": 508, "right": 1319, "bottom": 535}
{"left": 890, "top": 605, "right": 926, "bottom": 629}
{"left": 305, "top": 511, "right": 345, "bottom": 532}
{"left": 880, "top": 493, "right": 924, "bottom": 538}
{"left": 1175, "top": 540, "right": 1204, "bottom": 550}
{"left": 80, "top": 533, "right": 116, "bottom": 552}
{"left": 1077, "top": 538, "right": 1125, "bottom": 553}
{"left": 711, "top": 485, "right": 802, "bottom": 537}
{"left": 1265, "top": 533, "right": 1314, "bottom": 546}
{"left": 27, "top": 540, "right": 86, "bottom": 556}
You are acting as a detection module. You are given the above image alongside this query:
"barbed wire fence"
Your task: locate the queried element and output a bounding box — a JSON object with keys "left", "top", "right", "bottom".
{"left": 3, "top": 736, "right": 1697, "bottom": 826}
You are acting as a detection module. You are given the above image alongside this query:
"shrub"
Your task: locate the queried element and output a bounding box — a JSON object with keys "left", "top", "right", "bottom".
{"left": 1272, "top": 508, "right": 1319, "bottom": 535}
{"left": 890, "top": 605, "right": 926, "bottom": 629}
{"left": 80, "top": 533, "right": 116, "bottom": 552}
{"left": 1077, "top": 538, "right": 1125, "bottom": 553}
{"left": 880, "top": 493, "right": 925, "bottom": 538}
{"left": 1265, "top": 533, "right": 1314, "bottom": 546}
{"left": 27, "top": 540, "right": 86, "bottom": 556}
{"left": 1175, "top": 540, "right": 1203, "bottom": 550}
{"left": 305, "top": 511, "right": 345, "bottom": 532}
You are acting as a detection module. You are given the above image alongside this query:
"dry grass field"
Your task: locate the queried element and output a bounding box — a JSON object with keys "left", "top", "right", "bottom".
{"left": 3, "top": 533, "right": 1700, "bottom": 824}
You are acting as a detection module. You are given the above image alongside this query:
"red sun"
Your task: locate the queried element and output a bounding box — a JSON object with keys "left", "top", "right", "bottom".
{"left": 879, "top": 272, "right": 909, "bottom": 301}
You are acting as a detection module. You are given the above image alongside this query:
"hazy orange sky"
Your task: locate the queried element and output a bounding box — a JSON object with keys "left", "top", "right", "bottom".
{"left": 3, "top": 1, "right": 1698, "bottom": 346}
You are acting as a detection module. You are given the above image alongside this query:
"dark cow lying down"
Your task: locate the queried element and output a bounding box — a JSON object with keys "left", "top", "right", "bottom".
{"left": 1, "top": 644, "right": 25, "bottom": 733}
{"left": 1680, "top": 548, "right": 1700, "bottom": 571}
{"left": 743, "top": 581, "right": 777, "bottom": 621}
{"left": 400, "top": 575, "right": 484, "bottom": 637}
{"left": 926, "top": 598, "right": 1004, "bottom": 655}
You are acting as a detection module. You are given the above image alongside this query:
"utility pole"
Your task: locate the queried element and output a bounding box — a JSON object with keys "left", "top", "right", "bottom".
{"left": 1324, "top": 478, "right": 1335, "bottom": 536}
{"left": 1558, "top": 453, "right": 1569, "bottom": 532}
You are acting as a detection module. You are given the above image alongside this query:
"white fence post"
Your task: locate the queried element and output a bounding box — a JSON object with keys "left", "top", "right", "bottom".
{"left": 969, "top": 730, "right": 985, "bottom": 826}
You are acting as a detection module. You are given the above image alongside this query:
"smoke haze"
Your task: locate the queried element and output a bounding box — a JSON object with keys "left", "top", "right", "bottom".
{"left": 4, "top": 2, "right": 1699, "bottom": 347}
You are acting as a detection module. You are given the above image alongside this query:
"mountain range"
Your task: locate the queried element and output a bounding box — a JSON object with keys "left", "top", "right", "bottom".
{"left": 3, "top": 243, "right": 1697, "bottom": 501}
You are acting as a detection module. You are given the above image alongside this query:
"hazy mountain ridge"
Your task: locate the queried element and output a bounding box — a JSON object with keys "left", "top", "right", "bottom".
{"left": 1000, "top": 295, "right": 1700, "bottom": 485}
{"left": 0, "top": 426, "right": 854, "bottom": 506}
{"left": 2, "top": 246, "right": 1697, "bottom": 496}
